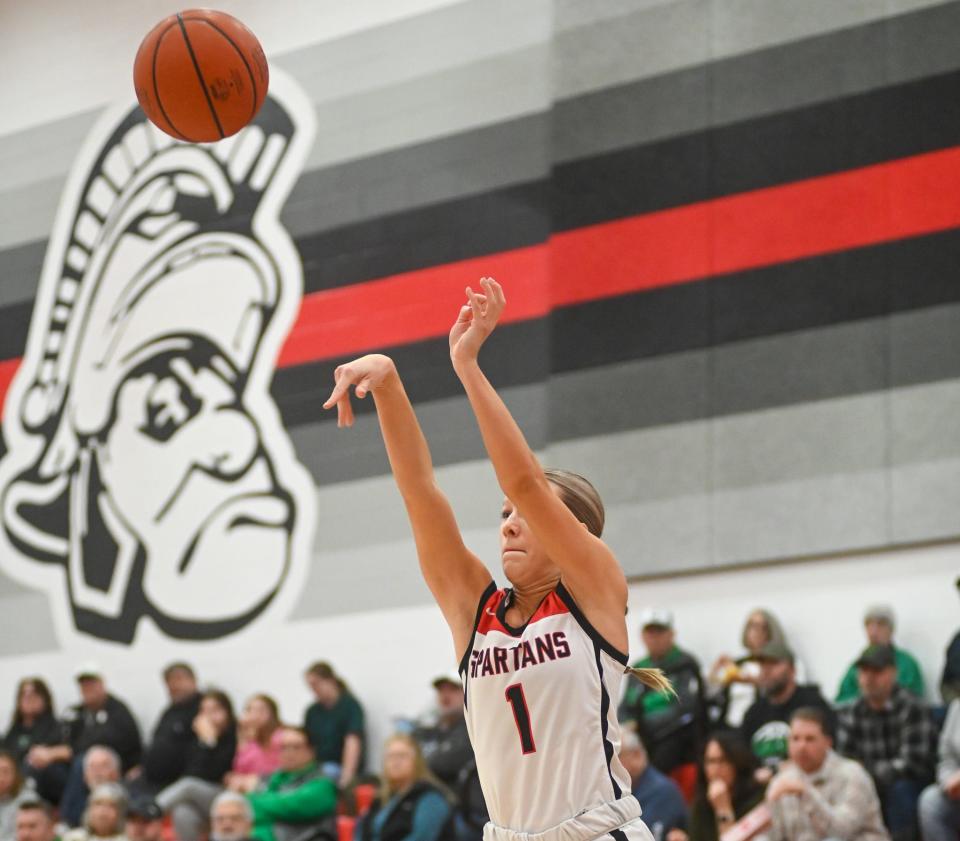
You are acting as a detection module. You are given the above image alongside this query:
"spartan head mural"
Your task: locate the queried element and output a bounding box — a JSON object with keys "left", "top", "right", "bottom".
{"left": 0, "top": 70, "right": 317, "bottom": 645}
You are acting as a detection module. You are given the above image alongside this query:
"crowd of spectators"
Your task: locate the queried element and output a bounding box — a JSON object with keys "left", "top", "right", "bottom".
{"left": 618, "top": 576, "right": 960, "bottom": 841}
{"left": 0, "top": 657, "right": 481, "bottom": 841}
{"left": 0, "top": 578, "right": 956, "bottom": 841}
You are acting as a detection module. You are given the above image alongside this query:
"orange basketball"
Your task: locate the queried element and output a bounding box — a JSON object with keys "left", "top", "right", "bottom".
{"left": 133, "top": 9, "right": 269, "bottom": 143}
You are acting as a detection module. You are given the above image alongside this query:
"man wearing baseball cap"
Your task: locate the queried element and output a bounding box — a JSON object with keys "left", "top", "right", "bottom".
{"left": 740, "top": 641, "right": 833, "bottom": 773}
{"left": 125, "top": 799, "right": 164, "bottom": 841}
{"left": 836, "top": 606, "right": 925, "bottom": 704}
{"left": 619, "top": 608, "right": 706, "bottom": 778}
{"left": 413, "top": 673, "right": 487, "bottom": 841}
{"left": 52, "top": 664, "right": 141, "bottom": 827}
{"left": 836, "top": 644, "right": 936, "bottom": 841}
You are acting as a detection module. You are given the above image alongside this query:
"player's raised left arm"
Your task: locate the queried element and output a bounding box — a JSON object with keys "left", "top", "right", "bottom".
{"left": 450, "top": 279, "right": 628, "bottom": 637}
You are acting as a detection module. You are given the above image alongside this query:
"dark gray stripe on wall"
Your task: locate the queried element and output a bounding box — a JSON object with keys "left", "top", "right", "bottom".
{"left": 0, "top": 239, "right": 45, "bottom": 308}
{"left": 555, "top": 0, "right": 960, "bottom": 163}
{"left": 280, "top": 113, "right": 548, "bottom": 240}
{"left": 283, "top": 304, "right": 960, "bottom": 489}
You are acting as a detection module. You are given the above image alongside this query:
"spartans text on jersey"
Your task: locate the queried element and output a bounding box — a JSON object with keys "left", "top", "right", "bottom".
{"left": 469, "top": 631, "right": 572, "bottom": 678}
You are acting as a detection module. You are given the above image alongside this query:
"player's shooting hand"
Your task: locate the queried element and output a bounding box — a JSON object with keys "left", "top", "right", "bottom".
{"left": 449, "top": 277, "right": 506, "bottom": 369}
{"left": 323, "top": 354, "right": 398, "bottom": 428}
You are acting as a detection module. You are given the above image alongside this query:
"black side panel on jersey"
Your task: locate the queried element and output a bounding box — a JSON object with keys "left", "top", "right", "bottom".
{"left": 594, "top": 643, "right": 623, "bottom": 800}
{"left": 460, "top": 579, "right": 498, "bottom": 710}
{"left": 556, "top": 582, "right": 629, "bottom": 666}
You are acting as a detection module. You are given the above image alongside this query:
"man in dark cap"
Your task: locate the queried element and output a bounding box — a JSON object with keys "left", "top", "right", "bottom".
{"left": 836, "top": 644, "right": 937, "bottom": 841}
{"left": 125, "top": 799, "right": 164, "bottom": 841}
{"left": 836, "top": 605, "right": 925, "bottom": 703}
{"left": 740, "top": 641, "right": 833, "bottom": 774}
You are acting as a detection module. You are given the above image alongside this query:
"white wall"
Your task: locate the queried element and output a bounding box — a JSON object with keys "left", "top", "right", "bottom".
{"left": 0, "top": 540, "right": 954, "bottom": 769}
{"left": 0, "top": 0, "right": 466, "bottom": 136}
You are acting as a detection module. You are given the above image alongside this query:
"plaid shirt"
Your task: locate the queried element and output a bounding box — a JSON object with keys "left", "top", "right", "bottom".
{"left": 835, "top": 685, "right": 936, "bottom": 785}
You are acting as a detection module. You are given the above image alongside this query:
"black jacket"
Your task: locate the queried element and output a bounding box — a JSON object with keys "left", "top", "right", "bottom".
{"left": 181, "top": 729, "right": 237, "bottom": 782}
{"left": 4, "top": 713, "right": 63, "bottom": 764}
{"left": 740, "top": 683, "right": 834, "bottom": 769}
{"left": 142, "top": 693, "right": 201, "bottom": 786}
{"left": 63, "top": 694, "right": 142, "bottom": 771}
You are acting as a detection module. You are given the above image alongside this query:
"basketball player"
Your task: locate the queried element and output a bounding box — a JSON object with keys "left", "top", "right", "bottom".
{"left": 324, "top": 278, "right": 669, "bottom": 841}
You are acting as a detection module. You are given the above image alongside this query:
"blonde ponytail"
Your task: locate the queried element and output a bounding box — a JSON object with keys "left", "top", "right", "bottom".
{"left": 625, "top": 666, "right": 676, "bottom": 697}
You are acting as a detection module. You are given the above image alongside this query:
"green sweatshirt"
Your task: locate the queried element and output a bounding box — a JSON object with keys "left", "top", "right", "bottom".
{"left": 248, "top": 762, "right": 338, "bottom": 841}
{"left": 835, "top": 645, "right": 926, "bottom": 704}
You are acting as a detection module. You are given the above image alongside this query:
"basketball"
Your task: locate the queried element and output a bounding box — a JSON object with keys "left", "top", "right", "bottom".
{"left": 133, "top": 9, "right": 269, "bottom": 143}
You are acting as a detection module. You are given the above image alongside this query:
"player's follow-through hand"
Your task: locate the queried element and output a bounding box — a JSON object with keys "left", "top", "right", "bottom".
{"left": 322, "top": 353, "right": 396, "bottom": 428}
{"left": 449, "top": 277, "right": 506, "bottom": 367}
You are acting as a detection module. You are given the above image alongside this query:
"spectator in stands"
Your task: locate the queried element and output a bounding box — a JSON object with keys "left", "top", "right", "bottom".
{"left": 355, "top": 734, "right": 450, "bottom": 841}
{"left": 0, "top": 750, "right": 31, "bottom": 841}
{"left": 5, "top": 680, "right": 61, "bottom": 770}
{"left": 123, "top": 800, "right": 163, "bottom": 841}
{"left": 227, "top": 696, "right": 283, "bottom": 794}
{"left": 918, "top": 698, "right": 960, "bottom": 841}
{"left": 57, "top": 747, "right": 122, "bottom": 829}
{"left": 50, "top": 665, "right": 140, "bottom": 828}
{"left": 619, "top": 609, "right": 705, "bottom": 777}
{"left": 707, "top": 609, "right": 806, "bottom": 729}
{"left": 836, "top": 606, "right": 924, "bottom": 703}
{"left": 666, "top": 731, "right": 766, "bottom": 841}
{"left": 62, "top": 783, "right": 127, "bottom": 841}
{"left": 413, "top": 674, "right": 471, "bottom": 789}
{"left": 14, "top": 680, "right": 66, "bottom": 806}
{"left": 154, "top": 690, "right": 239, "bottom": 841}
{"left": 740, "top": 641, "right": 833, "bottom": 775}
{"left": 303, "top": 663, "right": 365, "bottom": 788}
{"left": 210, "top": 792, "right": 254, "bottom": 841}
{"left": 618, "top": 729, "right": 687, "bottom": 841}
{"left": 836, "top": 644, "right": 935, "bottom": 841}
{"left": 765, "top": 707, "right": 888, "bottom": 841}
{"left": 14, "top": 801, "right": 57, "bottom": 841}
{"left": 412, "top": 674, "right": 484, "bottom": 841}
{"left": 941, "top": 577, "right": 960, "bottom": 705}
{"left": 131, "top": 663, "right": 201, "bottom": 794}
{"left": 247, "top": 725, "right": 337, "bottom": 841}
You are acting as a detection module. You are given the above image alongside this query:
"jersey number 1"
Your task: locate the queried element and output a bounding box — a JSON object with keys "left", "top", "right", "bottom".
{"left": 505, "top": 683, "right": 536, "bottom": 754}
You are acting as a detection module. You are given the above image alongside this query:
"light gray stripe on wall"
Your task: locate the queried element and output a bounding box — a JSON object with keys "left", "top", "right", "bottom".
{"left": 0, "top": 381, "right": 955, "bottom": 629}
{"left": 553, "top": 0, "right": 957, "bottom": 32}
{"left": 285, "top": 378, "right": 960, "bottom": 617}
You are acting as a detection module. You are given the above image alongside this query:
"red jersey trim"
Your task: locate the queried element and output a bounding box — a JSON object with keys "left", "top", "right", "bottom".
{"left": 476, "top": 588, "right": 571, "bottom": 637}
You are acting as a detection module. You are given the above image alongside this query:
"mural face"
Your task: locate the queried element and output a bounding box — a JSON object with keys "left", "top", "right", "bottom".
{"left": 0, "top": 72, "right": 317, "bottom": 644}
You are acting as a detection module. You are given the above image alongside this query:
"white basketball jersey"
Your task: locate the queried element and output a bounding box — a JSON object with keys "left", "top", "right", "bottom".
{"left": 460, "top": 582, "right": 633, "bottom": 833}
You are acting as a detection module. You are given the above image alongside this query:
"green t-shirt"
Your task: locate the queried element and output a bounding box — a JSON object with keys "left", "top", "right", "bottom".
{"left": 834, "top": 645, "right": 925, "bottom": 703}
{"left": 304, "top": 693, "right": 365, "bottom": 764}
{"left": 623, "top": 645, "right": 685, "bottom": 717}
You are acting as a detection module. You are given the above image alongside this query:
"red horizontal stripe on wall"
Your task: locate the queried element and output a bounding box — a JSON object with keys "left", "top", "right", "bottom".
{"left": 285, "top": 144, "right": 960, "bottom": 363}
{"left": 277, "top": 245, "right": 550, "bottom": 367}
{"left": 3, "top": 145, "right": 960, "bottom": 412}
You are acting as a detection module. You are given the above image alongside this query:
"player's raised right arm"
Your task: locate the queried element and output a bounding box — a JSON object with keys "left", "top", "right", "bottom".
{"left": 323, "top": 354, "right": 492, "bottom": 655}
